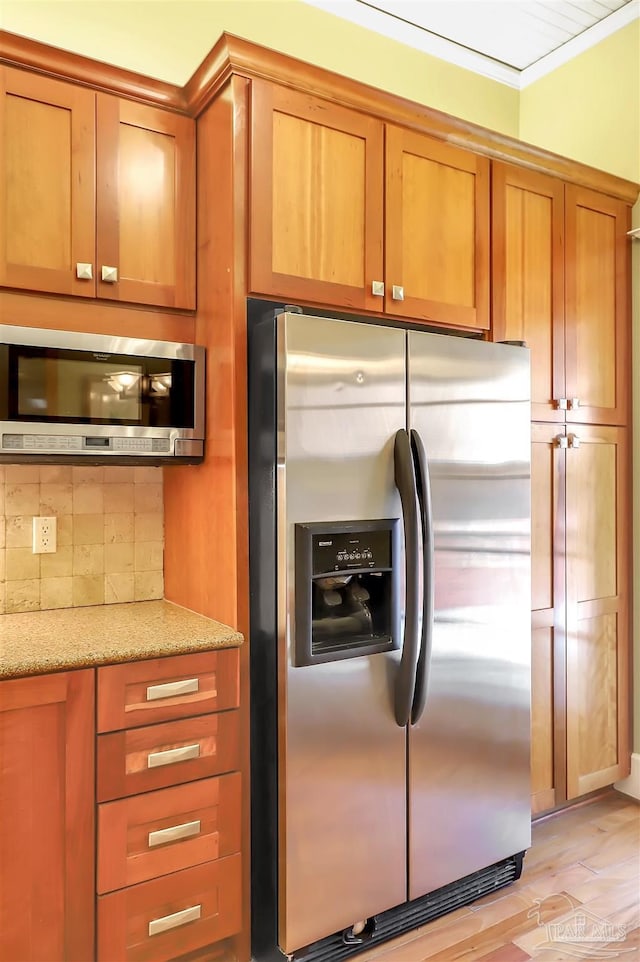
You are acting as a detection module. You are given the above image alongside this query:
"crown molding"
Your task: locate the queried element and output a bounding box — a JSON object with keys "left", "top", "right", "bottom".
{"left": 520, "top": 2, "right": 639, "bottom": 87}
{"left": 0, "top": 30, "right": 186, "bottom": 111}
{"left": 299, "top": 0, "right": 522, "bottom": 88}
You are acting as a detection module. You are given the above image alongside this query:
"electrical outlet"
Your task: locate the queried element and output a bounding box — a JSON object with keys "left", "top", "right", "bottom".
{"left": 33, "top": 516, "right": 57, "bottom": 554}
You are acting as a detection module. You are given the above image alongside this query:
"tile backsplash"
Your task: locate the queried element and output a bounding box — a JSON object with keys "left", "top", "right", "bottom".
{"left": 0, "top": 465, "right": 164, "bottom": 614}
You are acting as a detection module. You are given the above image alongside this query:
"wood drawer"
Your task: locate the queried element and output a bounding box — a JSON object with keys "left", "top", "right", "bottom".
{"left": 97, "top": 711, "right": 240, "bottom": 801}
{"left": 97, "top": 649, "right": 240, "bottom": 732}
{"left": 97, "top": 773, "right": 241, "bottom": 893}
{"left": 97, "top": 855, "right": 241, "bottom": 962}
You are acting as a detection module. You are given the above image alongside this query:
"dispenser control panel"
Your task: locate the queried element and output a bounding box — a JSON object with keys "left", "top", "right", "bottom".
{"left": 312, "top": 529, "right": 391, "bottom": 575}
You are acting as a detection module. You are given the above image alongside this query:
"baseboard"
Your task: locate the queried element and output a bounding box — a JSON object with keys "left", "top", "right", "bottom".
{"left": 614, "top": 752, "right": 640, "bottom": 801}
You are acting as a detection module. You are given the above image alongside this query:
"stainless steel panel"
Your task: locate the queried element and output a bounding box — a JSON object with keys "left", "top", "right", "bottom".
{"left": 279, "top": 313, "right": 407, "bottom": 953}
{"left": 407, "top": 332, "right": 531, "bottom": 899}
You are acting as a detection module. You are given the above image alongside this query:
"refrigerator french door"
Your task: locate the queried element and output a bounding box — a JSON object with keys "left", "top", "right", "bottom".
{"left": 249, "top": 307, "right": 531, "bottom": 962}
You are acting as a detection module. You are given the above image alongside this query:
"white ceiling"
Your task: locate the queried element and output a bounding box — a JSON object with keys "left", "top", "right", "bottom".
{"left": 303, "top": 0, "right": 639, "bottom": 86}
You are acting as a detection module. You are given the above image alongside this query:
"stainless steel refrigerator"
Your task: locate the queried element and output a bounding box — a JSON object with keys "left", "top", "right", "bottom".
{"left": 248, "top": 305, "right": 531, "bottom": 962}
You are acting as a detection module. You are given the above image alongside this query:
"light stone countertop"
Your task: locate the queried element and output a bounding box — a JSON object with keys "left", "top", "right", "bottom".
{"left": 0, "top": 600, "right": 243, "bottom": 680}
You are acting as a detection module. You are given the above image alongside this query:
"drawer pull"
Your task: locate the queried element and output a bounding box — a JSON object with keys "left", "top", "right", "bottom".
{"left": 146, "top": 678, "right": 199, "bottom": 701}
{"left": 148, "top": 819, "right": 201, "bottom": 848}
{"left": 148, "top": 904, "right": 202, "bottom": 937}
{"left": 147, "top": 743, "right": 201, "bottom": 768}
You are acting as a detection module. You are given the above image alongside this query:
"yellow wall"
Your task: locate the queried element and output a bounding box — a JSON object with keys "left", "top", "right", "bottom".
{"left": 521, "top": 18, "right": 640, "bottom": 755}
{"left": 1, "top": 0, "right": 520, "bottom": 136}
{"left": 520, "top": 20, "right": 640, "bottom": 183}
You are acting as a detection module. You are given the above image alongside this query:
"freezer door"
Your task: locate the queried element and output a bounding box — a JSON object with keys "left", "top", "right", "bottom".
{"left": 279, "top": 313, "right": 407, "bottom": 953}
{"left": 407, "top": 331, "right": 531, "bottom": 900}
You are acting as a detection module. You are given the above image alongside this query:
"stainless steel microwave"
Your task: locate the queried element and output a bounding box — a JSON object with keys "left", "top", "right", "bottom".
{"left": 0, "top": 326, "right": 205, "bottom": 462}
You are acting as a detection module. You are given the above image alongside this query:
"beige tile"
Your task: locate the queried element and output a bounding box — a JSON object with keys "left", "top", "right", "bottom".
{"left": 5, "top": 579, "right": 40, "bottom": 613}
{"left": 104, "top": 542, "right": 134, "bottom": 574}
{"left": 72, "top": 466, "right": 104, "bottom": 484}
{"left": 0, "top": 466, "right": 5, "bottom": 482}
{"left": 0, "top": 517, "right": 5, "bottom": 549}
{"left": 104, "top": 572, "right": 135, "bottom": 604}
{"left": 134, "top": 541, "right": 164, "bottom": 572}
{"left": 0, "top": 482, "right": 4, "bottom": 515}
{"left": 104, "top": 513, "right": 134, "bottom": 544}
{"left": 134, "top": 483, "right": 162, "bottom": 514}
{"left": 5, "top": 465, "right": 40, "bottom": 484}
{"left": 40, "top": 545, "right": 73, "bottom": 578}
{"left": 0, "top": 583, "right": 5, "bottom": 615}
{"left": 103, "top": 467, "right": 135, "bottom": 483}
{"left": 5, "top": 547, "right": 40, "bottom": 582}
{"left": 5, "top": 483, "right": 40, "bottom": 516}
{"left": 134, "top": 570, "right": 164, "bottom": 601}
{"left": 73, "top": 575, "right": 104, "bottom": 607}
{"left": 40, "top": 465, "right": 72, "bottom": 484}
{"left": 57, "top": 515, "right": 73, "bottom": 546}
{"left": 40, "top": 483, "right": 73, "bottom": 515}
{"left": 73, "top": 544, "right": 104, "bottom": 576}
{"left": 0, "top": 548, "right": 5, "bottom": 583}
{"left": 103, "top": 483, "right": 134, "bottom": 514}
{"left": 40, "top": 577, "right": 74, "bottom": 611}
{"left": 73, "top": 514, "right": 105, "bottom": 545}
{"left": 134, "top": 512, "right": 164, "bottom": 542}
{"left": 5, "top": 516, "right": 32, "bottom": 549}
{"left": 73, "top": 483, "right": 104, "bottom": 514}
{"left": 134, "top": 466, "right": 162, "bottom": 484}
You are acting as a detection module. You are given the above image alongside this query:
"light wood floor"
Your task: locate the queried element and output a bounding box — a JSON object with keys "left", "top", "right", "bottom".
{"left": 358, "top": 791, "right": 640, "bottom": 962}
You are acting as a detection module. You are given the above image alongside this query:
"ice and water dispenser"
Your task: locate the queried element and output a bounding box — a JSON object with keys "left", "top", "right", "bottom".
{"left": 294, "top": 520, "right": 400, "bottom": 666}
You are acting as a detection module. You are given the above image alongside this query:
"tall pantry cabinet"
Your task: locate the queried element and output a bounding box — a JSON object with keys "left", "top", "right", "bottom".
{"left": 492, "top": 162, "right": 632, "bottom": 815}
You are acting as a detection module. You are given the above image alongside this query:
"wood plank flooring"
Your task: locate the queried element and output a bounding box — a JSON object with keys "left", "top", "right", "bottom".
{"left": 357, "top": 791, "right": 640, "bottom": 962}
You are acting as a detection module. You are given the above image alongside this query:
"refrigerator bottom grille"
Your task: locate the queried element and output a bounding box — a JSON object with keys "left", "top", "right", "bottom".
{"left": 293, "top": 851, "right": 525, "bottom": 962}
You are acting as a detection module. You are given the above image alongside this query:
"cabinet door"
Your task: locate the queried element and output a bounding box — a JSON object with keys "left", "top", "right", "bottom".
{"left": 492, "top": 164, "right": 565, "bottom": 420}
{"left": 565, "top": 187, "right": 630, "bottom": 425}
{"left": 96, "top": 95, "right": 196, "bottom": 309}
{"left": 249, "top": 80, "right": 384, "bottom": 312}
{"left": 530, "top": 424, "right": 566, "bottom": 815}
{"left": 0, "top": 670, "right": 95, "bottom": 962}
{"left": 385, "top": 125, "right": 489, "bottom": 329}
{"left": 565, "top": 425, "right": 630, "bottom": 798}
{"left": 0, "top": 67, "right": 96, "bottom": 296}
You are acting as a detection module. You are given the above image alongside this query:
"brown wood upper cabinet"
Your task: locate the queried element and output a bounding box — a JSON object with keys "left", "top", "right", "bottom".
{"left": 492, "top": 163, "right": 630, "bottom": 425}
{"left": 0, "top": 66, "right": 195, "bottom": 309}
{"left": 250, "top": 80, "right": 490, "bottom": 330}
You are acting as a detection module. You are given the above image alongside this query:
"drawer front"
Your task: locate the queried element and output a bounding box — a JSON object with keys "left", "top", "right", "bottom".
{"left": 97, "top": 711, "right": 240, "bottom": 801}
{"left": 97, "top": 649, "right": 240, "bottom": 732}
{"left": 97, "top": 773, "right": 241, "bottom": 893}
{"left": 97, "top": 855, "right": 242, "bottom": 962}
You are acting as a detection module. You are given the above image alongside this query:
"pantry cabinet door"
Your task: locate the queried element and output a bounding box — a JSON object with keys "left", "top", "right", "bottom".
{"left": 385, "top": 125, "right": 490, "bottom": 330}
{"left": 564, "top": 187, "right": 630, "bottom": 426}
{"left": 565, "top": 424, "right": 630, "bottom": 798}
{"left": 0, "top": 67, "right": 96, "bottom": 296}
{"left": 249, "top": 80, "right": 385, "bottom": 312}
{"left": 96, "top": 95, "right": 196, "bottom": 309}
{"left": 530, "top": 424, "right": 566, "bottom": 815}
{"left": 492, "top": 163, "right": 565, "bottom": 421}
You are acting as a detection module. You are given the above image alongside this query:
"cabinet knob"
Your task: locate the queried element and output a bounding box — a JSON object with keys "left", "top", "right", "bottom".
{"left": 568, "top": 397, "right": 580, "bottom": 409}
{"left": 556, "top": 398, "right": 569, "bottom": 410}
{"left": 568, "top": 434, "right": 581, "bottom": 448}
{"left": 148, "top": 904, "right": 202, "bottom": 937}
{"left": 392, "top": 285, "right": 404, "bottom": 301}
{"left": 101, "top": 265, "right": 118, "bottom": 284}
{"left": 147, "top": 743, "right": 200, "bottom": 768}
{"left": 371, "top": 281, "right": 385, "bottom": 296}
{"left": 555, "top": 436, "right": 569, "bottom": 449}
{"left": 76, "top": 262, "right": 93, "bottom": 280}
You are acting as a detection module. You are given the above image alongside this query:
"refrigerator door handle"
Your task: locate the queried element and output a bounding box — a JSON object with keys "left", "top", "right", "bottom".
{"left": 393, "top": 428, "right": 421, "bottom": 726}
{"left": 410, "top": 429, "right": 434, "bottom": 725}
